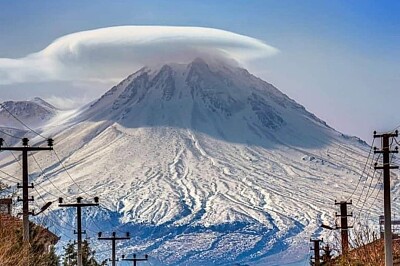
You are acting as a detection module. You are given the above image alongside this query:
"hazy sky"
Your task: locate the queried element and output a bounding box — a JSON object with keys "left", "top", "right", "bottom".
{"left": 0, "top": 0, "right": 399, "bottom": 142}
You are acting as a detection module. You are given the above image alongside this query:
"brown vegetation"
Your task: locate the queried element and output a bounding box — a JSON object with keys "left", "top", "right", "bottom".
{"left": 0, "top": 214, "right": 59, "bottom": 266}
{"left": 323, "top": 226, "right": 400, "bottom": 266}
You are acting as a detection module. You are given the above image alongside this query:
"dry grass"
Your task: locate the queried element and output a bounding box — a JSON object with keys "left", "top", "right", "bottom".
{"left": 325, "top": 225, "right": 400, "bottom": 266}
{"left": 0, "top": 215, "right": 59, "bottom": 266}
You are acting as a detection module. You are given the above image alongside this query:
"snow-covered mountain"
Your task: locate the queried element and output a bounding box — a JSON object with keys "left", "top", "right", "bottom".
{"left": 0, "top": 97, "right": 56, "bottom": 128}
{"left": 0, "top": 58, "right": 388, "bottom": 265}
{"left": 0, "top": 97, "right": 57, "bottom": 146}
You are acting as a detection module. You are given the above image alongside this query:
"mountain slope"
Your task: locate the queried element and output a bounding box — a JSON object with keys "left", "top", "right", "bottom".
{"left": 0, "top": 59, "right": 384, "bottom": 265}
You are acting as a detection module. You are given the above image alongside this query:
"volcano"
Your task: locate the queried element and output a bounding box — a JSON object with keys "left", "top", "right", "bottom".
{"left": 0, "top": 58, "right": 377, "bottom": 265}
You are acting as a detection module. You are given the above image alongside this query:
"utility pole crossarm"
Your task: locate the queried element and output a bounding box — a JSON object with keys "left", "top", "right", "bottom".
{"left": 98, "top": 232, "right": 131, "bottom": 266}
{"left": 374, "top": 165, "right": 399, "bottom": 169}
{"left": 59, "top": 203, "right": 99, "bottom": 207}
{"left": 122, "top": 254, "right": 149, "bottom": 266}
{"left": 98, "top": 236, "right": 131, "bottom": 240}
{"left": 0, "top": 147, "right": 53, "bottom": 151}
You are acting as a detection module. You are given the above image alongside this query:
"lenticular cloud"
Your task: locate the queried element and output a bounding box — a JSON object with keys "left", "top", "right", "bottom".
{"left": 0, "top": 26, "right": 279, "bottom": 85}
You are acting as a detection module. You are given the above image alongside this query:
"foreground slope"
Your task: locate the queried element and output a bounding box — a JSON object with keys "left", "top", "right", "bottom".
{"left": 0, "top": 58, "right": 385, "bottom": 265}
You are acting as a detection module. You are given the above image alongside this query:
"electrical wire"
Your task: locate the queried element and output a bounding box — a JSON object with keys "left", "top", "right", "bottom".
{"left": 352, "top": 154, "right": 378, "bottom": 211}
{"left": 52, "top": 149, "right": 95, "bottom": 198}
{"left": 354, "top": 137, "right": 397, "bottom": 225}
{"left": 29, "top": 150, "right": 72, "bottom": 199}
{"left": 0, "top": 102, "right": 47, "bottom": 140}
{"left": 346, "top": 138, "right": 375, "bottom": 201}
{"left": 0, "top": 128, "right": 22, "bottom": 139}
{"left": 0, "top": 106, "right": 122, "bottom": 256}
{"left": 363, "top": 148, "right": 397, "bottom": 222}
{"left": 0, "top": 168, "right": 20, "bottom": 182}
{"left": 2, "top": 143, "right": 61, "bottom": 200}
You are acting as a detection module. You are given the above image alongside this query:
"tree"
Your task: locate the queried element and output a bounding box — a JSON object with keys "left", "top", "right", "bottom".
{"left": 62, "top": 240, "right": 106, "bottom": 266}
{"left": 62, "top": 241, "right": 76, "bottom": 266}
{"left": 321, "top": 244, "right": 333, "bottom": 265}
{"left": 37, "top": 245, "right": 60, "bottom": 266}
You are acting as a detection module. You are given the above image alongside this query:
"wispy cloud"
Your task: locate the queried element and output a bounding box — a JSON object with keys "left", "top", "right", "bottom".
{"left": 44, "top": 95, "right": 92, "bottom": 110}
{"left": 0, "top": 26, "right": 279, "bottom": 85}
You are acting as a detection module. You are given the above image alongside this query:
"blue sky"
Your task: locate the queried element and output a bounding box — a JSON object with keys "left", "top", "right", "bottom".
{"left": 0, "top": 0, "right": 399, "bottom": 141}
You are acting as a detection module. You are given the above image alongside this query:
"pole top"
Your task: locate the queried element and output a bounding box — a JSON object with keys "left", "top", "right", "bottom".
{"left": 22, "top": 138, "right": 29, "bottom": 146}
{"left": 47, "top": 138, "right": 54, "bottom": 147}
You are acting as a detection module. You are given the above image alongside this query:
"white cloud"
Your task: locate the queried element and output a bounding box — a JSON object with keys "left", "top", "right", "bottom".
{"left": 44, "top": 95, "right": 92, "bottom": 110}
{"left": 0, "top": 26, "right": 279, "bottom": 85}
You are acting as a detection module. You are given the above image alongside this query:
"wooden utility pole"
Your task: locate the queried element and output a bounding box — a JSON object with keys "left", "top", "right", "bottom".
{"left": 335, "top": 200, "right": 353, "bottom": 255}
{"left": 0, "top": 137, "right": 53, "bottom": 243}
{"left": 98, "top": 231, "right": 130, "bottom": 266}
{"left": 310, "top": 238, "right": 322, "bottom": 266}
{"left": 59, "top": 196, "right": 99, "bottom": 266}
{"left": 121, "top": 254, "right": 149, "bottom": 266}
{"left": 374, "top": 130, "right": 398, "bottom": 266}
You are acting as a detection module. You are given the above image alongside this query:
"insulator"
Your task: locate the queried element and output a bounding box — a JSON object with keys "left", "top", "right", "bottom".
{"left": 22, "top": 138, "right": 29, "bottom": 146}
{"left": 47, "top": 138, "right": 54, "bottom": 147}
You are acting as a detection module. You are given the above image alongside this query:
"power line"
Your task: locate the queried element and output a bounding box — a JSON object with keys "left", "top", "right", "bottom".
{"left": 0, "top": 102, "right": 47, "bottom": 140}
{"left": 0, "top": 128, "right": 22, "bottom": 139}
{"left": 346, "top": 138, "right": 375, "bottom": 201}
{"left": 363, "top": 150, "right": 397, "bottom": 222}
{"left": 30, "top": 151, "right": 72, "bottom": 199}
{"left": 355, "top": 138, "right": 396, "bottom": 222}
{"left": 52, "top": 149, "right": 95, "bottom": 198}
{"left": 352, "top": 155, "right": 378, "bottom": 213}
{"left": 1, "top": 143, "right": 61, "bottom": 201}
{"left": 0, "top": 168, "right": 21, "bottom": 182}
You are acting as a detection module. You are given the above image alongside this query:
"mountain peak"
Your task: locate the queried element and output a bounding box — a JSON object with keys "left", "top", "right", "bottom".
{"left": 83, "top": 59, "right": 334, "bottom": 148}
{"left": 0, "top": 98, "right": 56, "bottom": 130}
{"left": 31, "top": 97, "right": 57, "bottom": 110}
